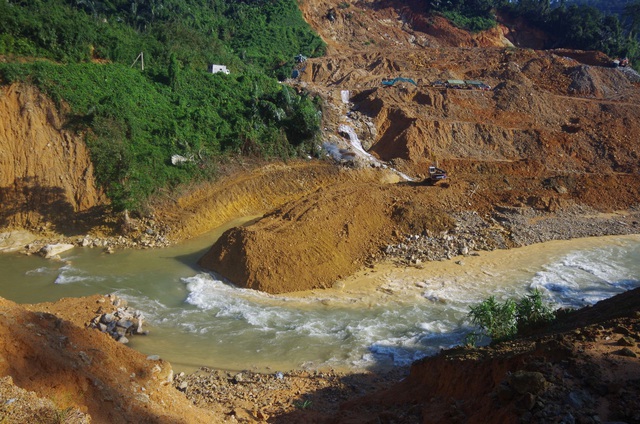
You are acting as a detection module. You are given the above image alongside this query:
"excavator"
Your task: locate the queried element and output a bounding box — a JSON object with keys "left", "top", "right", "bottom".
{"left": 424, "top": 165, "right": 447, "bottom": 185}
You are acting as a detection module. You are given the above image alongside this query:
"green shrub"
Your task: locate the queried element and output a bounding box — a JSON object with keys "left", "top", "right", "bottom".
{"left": 440, "top": 10, "right": 497, "bottom": 33}
{"left": 515, "top": 289, "right": 555, "bottom": 331}
{"left": 468, "top": 289, "right": 555, "bottom": 343}
{"left": 468, "top": 296, "right": 517, "bottom": 341}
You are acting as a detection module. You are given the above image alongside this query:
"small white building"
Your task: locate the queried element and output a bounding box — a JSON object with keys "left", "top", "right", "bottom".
{"left": 208, "top": 64, "right": 230, "bottom": 74}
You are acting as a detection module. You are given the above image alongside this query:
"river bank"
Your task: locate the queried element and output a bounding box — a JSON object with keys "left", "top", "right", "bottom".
{"left": 1, "top": 224, "right": 639, "bottom": 423}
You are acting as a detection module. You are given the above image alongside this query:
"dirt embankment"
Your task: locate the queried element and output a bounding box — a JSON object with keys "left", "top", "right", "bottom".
{"left": 198, "top": 179, "right": 455, "bottom": 293}
{"left": 0, "top": 84, "right": 106, "bottom": 234}
{"left": 0, "top": 295, "right": 219, "bottom": 424}
{"left": 201, "top": 5, "right": 640, "bottom": 294}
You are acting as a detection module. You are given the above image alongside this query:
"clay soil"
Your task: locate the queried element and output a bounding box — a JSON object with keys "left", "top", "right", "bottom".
{"left": 1, "top": 0, "right": 640, "bottom": 423}
{"left": 198, "top": 0, "right": 640, "bottom": 294}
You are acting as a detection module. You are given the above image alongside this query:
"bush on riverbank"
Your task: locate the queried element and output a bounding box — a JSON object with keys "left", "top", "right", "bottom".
{"left": 468, "top": 289, "right": 556, "bottom": 342}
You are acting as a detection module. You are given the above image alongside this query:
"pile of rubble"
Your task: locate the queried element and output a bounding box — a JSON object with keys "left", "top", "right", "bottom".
{"left": 88, "top": 295, "right": 148, "bottom": 344}
{"left": 384, "top": 207, "right": 640, "bottom": 266}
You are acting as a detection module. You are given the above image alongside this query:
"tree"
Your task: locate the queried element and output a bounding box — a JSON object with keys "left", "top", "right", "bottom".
{"left": 624, "top": 0, "right": 640, "bottom": 38}
{"left": 518, "top": 0, "right": 552, "bottom": 18}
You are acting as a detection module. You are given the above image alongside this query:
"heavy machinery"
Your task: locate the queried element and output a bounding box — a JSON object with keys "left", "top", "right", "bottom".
{"left": 424, "top": 165, "right": 447, "bottom": 185}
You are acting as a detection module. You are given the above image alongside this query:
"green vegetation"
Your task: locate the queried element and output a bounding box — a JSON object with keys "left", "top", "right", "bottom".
{"left": 562, "top": 0, "right": 636, "bottom": 18}
{"left": 0, "top": 0, "right": 325, "bottom": 211}
{"left": 504, "top": 0, "right": 640, "bottom": 64}
{"left": 425, "top": 1, "right": 640, "bottom": 65}
{"left": 467, "top": 289, "right": 555, "bottom": 343}
{"left": 294, "top": 399, "right": 313, "bottom": 409}
{"left": 428, "top": 0, "right": 504, "bottom": 32}
{"left": 440, "top": 9, "right": 497, "bottom": 32}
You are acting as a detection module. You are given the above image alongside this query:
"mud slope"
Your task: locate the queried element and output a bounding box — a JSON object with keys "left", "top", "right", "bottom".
{"left": 0, "top": 295, "right": 219, "bottom": 424}
{"left": 201, "top": 0, "right": 640, "bottom": 294}
{"left": 199, "top": 180, "right": 456, "bottom": 294}
{"left": 0, "top": 84, "right": 105, "bottom": 233}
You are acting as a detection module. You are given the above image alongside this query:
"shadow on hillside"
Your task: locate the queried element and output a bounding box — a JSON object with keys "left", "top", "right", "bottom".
{"left": 263, "top": 337, "right": 456, "bottom": 422}
{"left": 5, "top": 307, "right": 190, "bottom": 424}
{"left": 399, "top": 179, "right": 451, "bottom": 188}
{"left": 267, "top": 364, "right": 414, "bottom": 424}
{"left": 0, "top": 177, "right": 109, "bottom": 236}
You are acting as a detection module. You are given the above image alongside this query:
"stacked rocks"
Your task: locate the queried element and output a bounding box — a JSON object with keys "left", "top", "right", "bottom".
{"left": 89, "top": 295, "right": 148, "bottom": 344}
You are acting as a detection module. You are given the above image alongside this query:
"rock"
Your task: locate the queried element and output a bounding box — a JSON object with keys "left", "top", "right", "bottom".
{"left": 0, "top": 230, "right": 37, "bottom": 253}
{"left": 100, "top": 313, "right": 115, "bottom": 324}
{"left": 117, "top": 335, "right": 129, "bottom": 344}
{"left": 566, "top": 390, "right": 589, "bottom": 409}
{"left": 615, "top": 347, "right": 637, "bottom": 357}
{"left": 613, "top": 325, "right": 630, "bottom": 335}
{"left": 333, "top": 281, "right": 346, "bottom": 290}
{"left": 617, "top": 336, "right": 635, "bottom": 347}
{"left": 509, "top": 371, "right": 547, "bottom": 395}
{"left": 516, "top": 392, "right": 536, "bottom": 410}
{"left": 39, "top": 243, "right": 75, "bottom": 259}
{"left": 554, "top": 185, "right": 568, "bottom": 194}
{"left": 496, "top": 383, "right": 514, "bottom": 402}
{"left": 116, "top": 319, "right": 134, "bottom": 330}
{"left": 134, "top": 393, "right": 150, "bottom": 403}
{"left": 178, "top": 381, "right": 189, "bottom": 391}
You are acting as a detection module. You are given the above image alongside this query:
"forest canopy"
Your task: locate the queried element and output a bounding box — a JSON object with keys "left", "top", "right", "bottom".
{"left": 0, "top": 0, "right": 325, "bottom": 211}
{"left": 427, "top": 0, "right": 640, "bottom": 62}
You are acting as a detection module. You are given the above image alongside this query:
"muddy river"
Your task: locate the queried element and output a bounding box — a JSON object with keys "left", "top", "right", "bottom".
{"left": 1, "top": 224, "right": 639, "bottom": 374}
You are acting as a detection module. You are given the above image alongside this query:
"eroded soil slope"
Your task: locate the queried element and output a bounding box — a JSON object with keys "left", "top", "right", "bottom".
{"left": 0, "top": 295, "right": 219, "bottom": 424}
{"left": 201, "top": 0, "right": 640, "bottom": 293}
{"left": 0, "top": 84, "right": 105, "bottom": 233}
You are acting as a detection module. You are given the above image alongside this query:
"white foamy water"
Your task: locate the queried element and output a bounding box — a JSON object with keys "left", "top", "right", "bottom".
{"left": 173, "top": 273, "right": 446, "bottom": 368}
{"left": 529, "top": 241, "right": 640, "bottom": 308}
{"left": 0, "top": 233, "right": 638, "bottom": 373}
{"left": 337, "top": 124, "right": 413, "bottom": 181}
{"left": 54, "top": 264, "right": 106, "bottom": 285}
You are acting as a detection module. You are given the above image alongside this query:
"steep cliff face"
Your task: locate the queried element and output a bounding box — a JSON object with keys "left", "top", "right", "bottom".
{"left": 0, "top": 84, "right": 105, "bottom": 233}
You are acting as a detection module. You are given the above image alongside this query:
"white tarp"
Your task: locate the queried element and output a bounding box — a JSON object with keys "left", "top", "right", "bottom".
{"left": 341, "top": 90, "right": 350, "bottom": 104}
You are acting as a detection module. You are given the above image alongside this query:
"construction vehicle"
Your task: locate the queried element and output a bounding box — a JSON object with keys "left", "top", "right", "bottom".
{"left": 612, "top": 57, "right": 629, "bottom": 68}
{"left": 424, "top": 165, "right": 447, "bottom": 185}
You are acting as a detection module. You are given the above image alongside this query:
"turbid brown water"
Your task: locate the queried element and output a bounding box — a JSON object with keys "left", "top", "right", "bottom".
{"left": 0, "top": 229, "right": 638, "bottom": 374}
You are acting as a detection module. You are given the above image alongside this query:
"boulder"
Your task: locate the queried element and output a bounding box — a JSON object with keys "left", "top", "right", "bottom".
{"left": 39, "top": 243, "right": 75, "bottom": 259}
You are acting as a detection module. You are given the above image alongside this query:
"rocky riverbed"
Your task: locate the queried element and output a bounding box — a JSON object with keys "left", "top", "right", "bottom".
{"left": 384, "top": 205, "right": 640, "bottom": 266}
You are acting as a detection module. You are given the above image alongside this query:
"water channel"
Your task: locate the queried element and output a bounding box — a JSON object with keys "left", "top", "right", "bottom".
{"left": 1, "top": 223, "right": 639, "bottom": 374}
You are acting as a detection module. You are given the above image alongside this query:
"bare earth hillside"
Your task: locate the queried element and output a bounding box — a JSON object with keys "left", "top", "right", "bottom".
{"left": 199, "top": 0, "right": 640, "bottom": 294}
{"left": 1, "top": 1, "right": 640, "bottom": 423}
{"left": 0, "top": 84, "right": 105, "bottom": 234}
